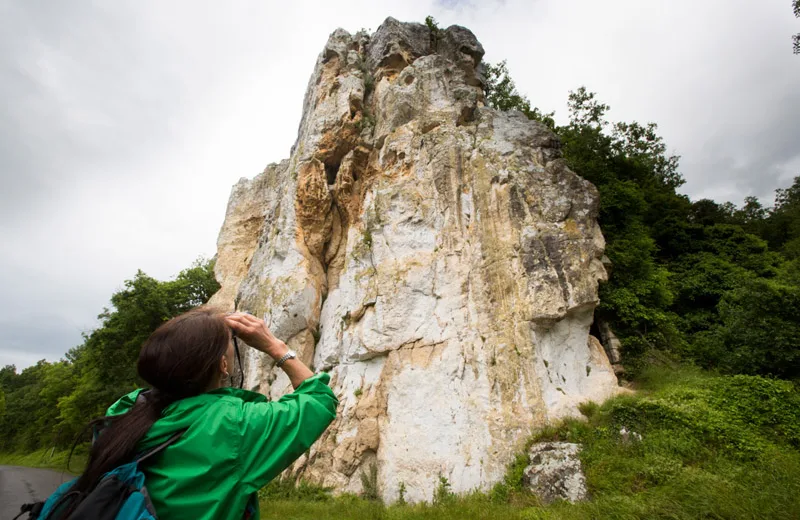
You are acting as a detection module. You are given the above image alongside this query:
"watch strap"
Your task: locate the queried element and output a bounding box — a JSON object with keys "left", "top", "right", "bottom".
{"left": 275, "top": 350, "right": 296, "bottom": 368}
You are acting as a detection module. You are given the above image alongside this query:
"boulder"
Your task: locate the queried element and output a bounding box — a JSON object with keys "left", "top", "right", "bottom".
{"left": 524, "top": 442, "right": 588, "bottom": 504}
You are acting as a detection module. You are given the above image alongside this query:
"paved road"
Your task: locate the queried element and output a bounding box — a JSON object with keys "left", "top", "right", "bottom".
{"left": 0, "top": 466, "right": 70, "bottom": 519}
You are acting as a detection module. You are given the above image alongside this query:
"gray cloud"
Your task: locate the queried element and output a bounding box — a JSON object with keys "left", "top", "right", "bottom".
{"left": 0, "top": 2, "right": 192, "bottom": 219}
{"left": 1, "top": 0, "right": 798, "bottom": 369}
{"left": 0, "top": 316, "right": 88, "bottom": 364}
{"left": 682, "top": 87, "right": 800, "bottom": 204}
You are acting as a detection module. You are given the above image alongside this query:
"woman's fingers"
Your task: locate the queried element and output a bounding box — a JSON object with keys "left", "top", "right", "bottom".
{"left": 224, "top": 315, "right": 257, "bottom": 336}
{"left": 224, "top": 313, "right": 275, "bottom": 353}
{"left": 224, "top": 314, "right": 248, "bottom": 327}
{"left": 225, "top": 313, "right": 259, "bottom": 327}
{"left": 227, "top": 312, "right": 274, "bottom": 334}
{"left": 226, "top": 312, "right": 255, "bottom": 322}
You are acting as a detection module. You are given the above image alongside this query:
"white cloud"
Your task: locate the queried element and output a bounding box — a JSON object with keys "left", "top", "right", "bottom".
{"left": 1, "top": 0, "right": 798, "bottom": 368}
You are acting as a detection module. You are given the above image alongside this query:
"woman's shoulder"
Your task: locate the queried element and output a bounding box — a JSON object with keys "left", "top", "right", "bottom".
{"left": 207, "top": 387, "right": 270, "bottom": 404}
{"left": 161, "top": 387, "right": 269, "bottom": 421}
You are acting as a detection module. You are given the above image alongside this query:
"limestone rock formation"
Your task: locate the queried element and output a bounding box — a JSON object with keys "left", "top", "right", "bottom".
{"left": 209, "top": 17, "right": 620, "bottom": 502}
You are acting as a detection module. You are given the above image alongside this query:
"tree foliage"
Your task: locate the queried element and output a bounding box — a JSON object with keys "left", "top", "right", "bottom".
{"left": 794, "top": 0, "right": 800, "bottom": 54}
{"left": 0, "top": 258, "right": 219, "bottom": 452}
{"left": 482, "top": 61, "right": 555, "bottom": 128}
{"left": 484, "top": 64, "right": 800, "bottom": 378}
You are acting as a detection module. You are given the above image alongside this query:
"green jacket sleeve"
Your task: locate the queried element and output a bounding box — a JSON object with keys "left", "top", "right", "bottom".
{"left": 237, "top": 372, "right": 338, "bottom": 492}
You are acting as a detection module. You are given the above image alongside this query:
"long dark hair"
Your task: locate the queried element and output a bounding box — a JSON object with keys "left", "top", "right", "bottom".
{"left": 71, "top": 307, "right": 231, "bottom": 494}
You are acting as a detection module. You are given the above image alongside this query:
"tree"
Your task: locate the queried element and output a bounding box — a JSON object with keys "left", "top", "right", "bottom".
{"left": 794, "top": 0, "right": 799, "bottom": 54}
{"left": 0, "top": 258, "right": 220, "bottom": 452}
{"left": 60, "top": 258, "right": 221, "bottom": 429}
{"left": 737, "top": 196, "right": 768, "bottom": 223}
{"left": 611, "top": 121, "right": 682, "bottom": 190}
{"left": 761, "top": 176, "right": 800, "bottom": 254}
{"left": 555, "top": 87, "right": 688, "bottom": 359}
{"left": 483, "top": 61, "right": 555, "bottom": 128}
{"left": 695, "top": 277, "right": 800, "bottom": 378}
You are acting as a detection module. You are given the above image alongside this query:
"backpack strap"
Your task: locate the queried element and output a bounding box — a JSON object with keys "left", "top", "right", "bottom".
{"left": 13, "top": 501, "right": 43, "bottom": 520}
{"left": 135, "top": 429, "right": 186, "bottom": 465}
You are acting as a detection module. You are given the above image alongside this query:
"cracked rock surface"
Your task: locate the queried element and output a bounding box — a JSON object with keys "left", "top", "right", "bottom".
{"left": 524, "top": 442, "right": 589, "bottom": 504}
{"left": 209, "top": 17, "right": 620, "bottom": 503}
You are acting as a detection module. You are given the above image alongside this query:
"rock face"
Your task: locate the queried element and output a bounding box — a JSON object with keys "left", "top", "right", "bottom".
{"left": 524, "top": 442, "right": 589, "bottom": 504}
{"left": 209, "top": 17, "right": 620, "bottom": 503}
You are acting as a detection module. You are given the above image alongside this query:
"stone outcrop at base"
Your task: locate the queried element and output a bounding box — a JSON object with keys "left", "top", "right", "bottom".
{"left": 524, "top": 442, "right": 589, "bottom": 504}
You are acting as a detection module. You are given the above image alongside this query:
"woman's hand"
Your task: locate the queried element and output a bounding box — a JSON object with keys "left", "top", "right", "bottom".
{"left": 224, "top": 312, "right": 288, "bottom": 361}
{"left": 224, "top": 312, "right": 313, "bottom": 389}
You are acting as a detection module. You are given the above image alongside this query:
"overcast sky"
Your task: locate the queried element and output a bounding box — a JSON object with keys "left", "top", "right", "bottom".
{"left": 1, "top": 0, "right": 798, "bottom": 369}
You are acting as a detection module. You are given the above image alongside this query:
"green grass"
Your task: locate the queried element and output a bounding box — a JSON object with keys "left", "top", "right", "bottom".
{"left": 0, "top": 446, "right": 85, "bottom": 474}
{"left": 260, "top": 493, "right": 536, "bottom": 520}
{"left": 260, "top": 366, "right": 800, "bottom": 519}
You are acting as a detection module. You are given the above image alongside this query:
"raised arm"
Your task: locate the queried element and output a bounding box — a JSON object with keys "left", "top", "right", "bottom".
{"left": 223, "top": 312, "right": 338, "bottom": 491}
{"left": 236, "top": 373, "right": 337, "bottom": 491}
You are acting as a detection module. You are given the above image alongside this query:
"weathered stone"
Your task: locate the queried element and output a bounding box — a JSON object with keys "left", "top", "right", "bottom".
{"left": 597, "top": 318, "right": 623, "bottom": 365}
{"left": 210, "top": 17, "right": 621, "bottom": 503}
{"left": 208, "top": 160, "right": 289, "bottom": 311}
{"left": 524, "top": 442, "right": 588, "bottom": 504}
{"left": 366, "top": 17, "right": 431, "bottom": 79}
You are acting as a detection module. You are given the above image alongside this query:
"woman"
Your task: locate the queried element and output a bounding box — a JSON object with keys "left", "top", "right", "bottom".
{"left": 69, "top": 307, "right": 337, "bottom": 519}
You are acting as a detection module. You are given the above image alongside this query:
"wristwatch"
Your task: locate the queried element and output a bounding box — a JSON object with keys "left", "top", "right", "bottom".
{"left": 275, "top": 350, "right": 297, "bottom": 368}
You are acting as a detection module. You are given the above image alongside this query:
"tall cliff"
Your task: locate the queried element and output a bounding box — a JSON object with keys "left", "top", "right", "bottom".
{"left": 209, "top": 17, "right": 620, "bottom": 502}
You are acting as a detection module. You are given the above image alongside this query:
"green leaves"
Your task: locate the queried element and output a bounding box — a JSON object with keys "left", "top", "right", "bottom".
{"left": 698, "top": 278, "right": 800, "bottom": 378}
{"left": 483, "top": 60, "right": 556, "bottom": 129}
{"left": 567, "top": 87, "right": 610, "bottom": 130}
{"left": 554, "top": 86, "right": 796, "bottom": 375}
{"left": 478, "top": 59, "right": 800, "bottom": 378}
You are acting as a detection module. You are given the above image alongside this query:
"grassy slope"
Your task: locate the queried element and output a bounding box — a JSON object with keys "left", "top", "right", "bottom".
{"left": 0, "top": 448, "right": 85, "bottom": 474}
{"left": 260, "top": 367, "right": 800, "bottom": 519}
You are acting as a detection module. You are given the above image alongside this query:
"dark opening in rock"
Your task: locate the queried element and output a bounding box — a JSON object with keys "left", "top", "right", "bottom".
{"left": 325, "top": 160, "right": 341, "bottom": 185}
{"left": 322, "top": 48, "right": 338, "bottom": 64}
{"left": 589, "top": 320, "right": 601, "bottom": 341}
{"left": 456, "top": 105, "right": 476, "bottom": 126}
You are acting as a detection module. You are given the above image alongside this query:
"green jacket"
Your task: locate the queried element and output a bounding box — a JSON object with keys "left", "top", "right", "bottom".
{"left": 106, "top": 373, "right": 337, "bottom": 520}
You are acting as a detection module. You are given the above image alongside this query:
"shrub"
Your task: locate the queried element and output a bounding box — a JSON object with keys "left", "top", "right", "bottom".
{"left": 397, "top": 481, "right": 407, "bottom": 505}
{"left": 360, "top": 462, "right": 381, "bottom": 501}
{"left": 432, "top": 475, "right": 455, "bottom": 505}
